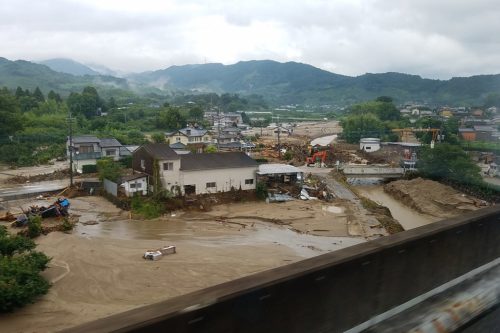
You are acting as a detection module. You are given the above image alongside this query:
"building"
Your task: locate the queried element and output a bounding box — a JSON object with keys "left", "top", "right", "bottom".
{"left": 119, "top": 173, "right": 148, "bottom": 197}
{"left": 257, "top": 164, "right": 303, "bottom": 186}
{"left": 165, "top": 128, "right": 213, "bottom": 146}
{"left": 132, "top": 143, "right": 258, "bottom": 195}
{"left": 359, "top": 138, "right": 381, "bottom": 152}
{"left": 67, "top": 136, "right": 127, "bottom": 173}
{"left": 459, "top": 128, "right": 476, "bottom": 141}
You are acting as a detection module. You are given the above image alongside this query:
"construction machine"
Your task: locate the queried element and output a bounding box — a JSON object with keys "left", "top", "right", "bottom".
{"left": 306, "top": 151, "right": 328, "bottom": 166}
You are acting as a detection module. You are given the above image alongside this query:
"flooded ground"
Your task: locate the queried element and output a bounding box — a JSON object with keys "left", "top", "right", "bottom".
{"left": 0, "top": 195, "right": 367, "bottom": 332}
{"left": 353, "top": 181, "right": 439, "bottom": 230}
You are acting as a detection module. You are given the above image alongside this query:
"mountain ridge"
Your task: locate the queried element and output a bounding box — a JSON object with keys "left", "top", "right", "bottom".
{"left": 1, "top": 57, "right": 500, "bottom": 105}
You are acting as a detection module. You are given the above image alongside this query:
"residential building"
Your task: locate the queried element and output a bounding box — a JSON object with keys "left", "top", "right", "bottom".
{"left": 120, "top": 173, "right": 148, "bottom": 197}
{"left": 132, "top": 143, "right": 258, "bottom": 195}
{"left": 67, "top": 136, "right": 127, "bottom": 173}
{"left": 459, "top": 128, "right": 476, "bottom": 141}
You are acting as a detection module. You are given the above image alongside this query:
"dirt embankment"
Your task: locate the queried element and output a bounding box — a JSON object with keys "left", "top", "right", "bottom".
{"left": 384, "top": 178, "right": 485, "bottom": 219}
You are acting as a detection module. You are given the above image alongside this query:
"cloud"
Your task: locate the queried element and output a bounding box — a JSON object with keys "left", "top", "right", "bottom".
{"left": 0, "top": 0, "right": 499, "bottom": 78}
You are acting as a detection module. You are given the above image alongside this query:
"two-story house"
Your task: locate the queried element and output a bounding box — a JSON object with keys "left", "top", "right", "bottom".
{"left": 67, "top": 136, "right": 125, "bottom": 173}
{"left": 132, "top": 143, "right": 258, "bottom": 195}
{"left": 165, "top": 127, "right": 213, "bottom": 153}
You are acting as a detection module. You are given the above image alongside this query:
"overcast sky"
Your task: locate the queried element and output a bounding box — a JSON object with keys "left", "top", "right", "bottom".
{"left": 1, "top": 0, "right": 499, "bottom": 79}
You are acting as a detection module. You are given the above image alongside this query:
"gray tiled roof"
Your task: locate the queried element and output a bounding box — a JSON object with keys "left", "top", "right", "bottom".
{"left": 178, "top": 128, "right": 208, "bottom": 137}
{"left": 71, "top": 135, "right": 100, "bottom": 143}
{"left": 100, "top": 138, "right": 123, "bottom": 147}
{"left": 180, "top": 152, "right": 258, "bottom": 171}
{"left": 141, "top": 143, "right": 180, "bottom": 160}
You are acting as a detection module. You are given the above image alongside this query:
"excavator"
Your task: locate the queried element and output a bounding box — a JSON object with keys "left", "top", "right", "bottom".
{"left": 306, "top": 150, "right": 328, "bottom": 166}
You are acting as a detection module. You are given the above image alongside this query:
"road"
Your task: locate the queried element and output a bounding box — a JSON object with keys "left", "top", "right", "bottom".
{"left": 0, "top": 179, "right": 69, "bottom": 201}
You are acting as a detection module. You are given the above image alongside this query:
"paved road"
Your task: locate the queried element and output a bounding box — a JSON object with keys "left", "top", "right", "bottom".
{"left": 0, "top": 179, "right": 69, "bottom": 201}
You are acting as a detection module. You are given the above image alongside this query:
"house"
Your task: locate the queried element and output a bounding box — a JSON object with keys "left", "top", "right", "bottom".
{"left": 120, "top": 173, "right": 148, "bottom": 197}
{"left": 132, "top": 143, "right": 258, "bottom": 195}
{"left": 459, "top": 128, "right": 476, "bottom": 141}
{"left": 165, "top": 127, "right": 213, "bottom": 152}
{"left": 473, "top": 125, "right": 496, "bottom": 142}
{"left": 67, "top": 136, "right": 126, "bottom": 173}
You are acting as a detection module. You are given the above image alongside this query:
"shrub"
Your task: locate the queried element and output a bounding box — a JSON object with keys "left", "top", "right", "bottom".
{"left": 256, "top": 182, "right": 268, "bottom": 200}
{"left": 27, "top": 215, "right": 42, "bottom": 238}
{"left": 0, "top": 226, "right": 51, "bottom": 312}
{"left": 61, "top": 218, "right": 74, "bottom": 232}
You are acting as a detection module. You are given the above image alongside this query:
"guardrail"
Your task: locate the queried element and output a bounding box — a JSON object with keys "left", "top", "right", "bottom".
{"left": 63, "top": 205, "right": 500, "bottom": 333}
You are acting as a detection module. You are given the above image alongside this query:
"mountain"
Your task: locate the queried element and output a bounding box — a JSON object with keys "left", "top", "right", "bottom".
{"left": 38, "top": 58, "right": 100, "bottom": 76}
{"left": 0, "top": 57, "right": 129, "bottom": 95}
{"left": 130, "top": 60, "right": 500, "bottom": 106}
{"left": 2, "top": 57, "right": 500, "bottom": 106}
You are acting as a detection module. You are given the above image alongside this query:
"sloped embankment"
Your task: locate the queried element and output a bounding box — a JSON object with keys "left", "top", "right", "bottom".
{"left": 384, "top": 178, "right": 483, "bottom": 219}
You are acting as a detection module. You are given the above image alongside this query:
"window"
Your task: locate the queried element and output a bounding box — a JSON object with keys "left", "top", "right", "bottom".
{"left": 130, "top": 183, "right": 136, "bottom": 188}
{"left": 189, "top": 137, "right": 194, "bottom": 142}
{"left": 206, "top": 182, "right": 216, "bottom": 188}
{"left": 140, "top": 159, "right": 145, "bottom": 169}
{"left": 176, "top": 137, "right": 181, "bottom": 142}
{"left": 245, "top": 179, "right": 254, "bottom": 185}
{"left": 79, "top": 145, "right": 93, "bottom": 153}
{"left": 135, "top": 183, "right": 142, "bottom": 189}
{"left": 105, "top": 149, "right": 116, "bottom": 156}
{"left": 163, "top": 162, "right": 173, "bottom": 171}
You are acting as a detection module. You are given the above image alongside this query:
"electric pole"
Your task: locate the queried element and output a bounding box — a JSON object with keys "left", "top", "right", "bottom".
{"left": 67, "top": 112, "right": 75, "bottom": 187}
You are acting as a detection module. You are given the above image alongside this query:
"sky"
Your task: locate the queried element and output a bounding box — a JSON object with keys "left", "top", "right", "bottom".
{"left": 1, "top": 0, "right": 500, "bottom": 79}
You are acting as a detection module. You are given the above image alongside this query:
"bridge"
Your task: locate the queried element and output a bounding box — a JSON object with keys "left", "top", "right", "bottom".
{"left": 342, "top": 164, "right": 405, "bottom": 178}
{"left": 63, "top": 206, "right": 500, "bottom": 333}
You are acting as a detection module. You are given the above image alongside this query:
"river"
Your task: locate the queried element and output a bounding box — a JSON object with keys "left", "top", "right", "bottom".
{"left": 353, "top": 182, "right": 438, "bottom": 230}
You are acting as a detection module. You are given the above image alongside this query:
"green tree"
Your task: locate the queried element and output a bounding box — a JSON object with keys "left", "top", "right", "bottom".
{"left": 418, "top": 144, "right": 482, "bottom": 185}
{"left": 188, "top": 106, "right": 204, "bottom": 122}
{"left": 14, "top": 86, "right": 25, "bottom": 98}
{"left": 151, "top": 132, "right": 165, "bottom": 143}
{"left": 0, "top": 225, "right": 51, "bottom": 312}
{"left": 340, "top": 113, "right": 385, "bottom": 143}
{"left": 205, "top": 145, "right": 217, "bottom": 153}
{"left": 67, "top": 86, "right": 105, "bottom": 119}
{"left": 33, "top": 87, "right": 45, "bottom": 103}
{"left": 0, "top": 90, "right": 24, "bottom": 137}
{"left": 96, "top": 157, "right": 123, "bottom": 182}
{"left": 349, "top": 99, "right": 400, "bottom": 121}
{"left": 156, "top": 107, "right": 186, "bottom": 130}
{"left": 47, "top": 90, "right": 62, "bottom": 103}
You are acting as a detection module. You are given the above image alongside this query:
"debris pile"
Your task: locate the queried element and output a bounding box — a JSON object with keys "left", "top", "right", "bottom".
{"left": 11, "top": 197, "right": 71, "bottom": 227}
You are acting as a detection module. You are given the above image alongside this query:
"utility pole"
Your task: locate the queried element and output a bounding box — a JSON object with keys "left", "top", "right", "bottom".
{"left": 67, "top": 112, "right": 75, "bottom": 187}
{"left": 276, "top": 115, "right": 281, "bottom": 158}
{"left": 217, "top": 103, "right": 221, "bottom": 152}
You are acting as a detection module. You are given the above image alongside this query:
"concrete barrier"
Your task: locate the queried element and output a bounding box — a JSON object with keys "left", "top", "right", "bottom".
{"left": 63, "top": 205, "right": 500, "bottom": 333}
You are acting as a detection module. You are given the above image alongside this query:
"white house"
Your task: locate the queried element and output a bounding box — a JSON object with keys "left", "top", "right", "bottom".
{"left": 132, "top": 144, "right": 258, "bottom": 195}
{"left": 120, "top": 173, "right": 148, "bottom": 197}
{"left": 359, "top": 138, "right": 381, "bottom": 152}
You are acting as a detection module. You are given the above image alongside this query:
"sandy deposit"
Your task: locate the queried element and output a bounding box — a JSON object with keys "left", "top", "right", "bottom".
{"left": 384, "top": 178, "right": 483, "bottom": 219}
{"left": 0, "top": 196, "right": 364, "bottom": 332}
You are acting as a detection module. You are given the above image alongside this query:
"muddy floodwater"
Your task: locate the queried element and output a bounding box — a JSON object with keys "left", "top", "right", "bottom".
{"left": 353, "top": 183, "right": 438, "bottom": 230}
{"left": 76, "top": 215, "right": 364, "bottom": 258}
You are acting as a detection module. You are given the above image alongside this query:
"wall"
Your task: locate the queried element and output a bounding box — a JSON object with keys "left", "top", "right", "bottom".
{"left": 64, "top": 205, "right": 500, "bottom": 333}
{"left": 122, "top": 177, "right": 148, "bottom": 197}
{"left": 180, "top": 166, "right": 257, "bottom": 194}
{"left": 73, "top": 158, "right": 97, "bottom": 173}
{"left": 160, "top": 159, "right": 181, "bottom": 193}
